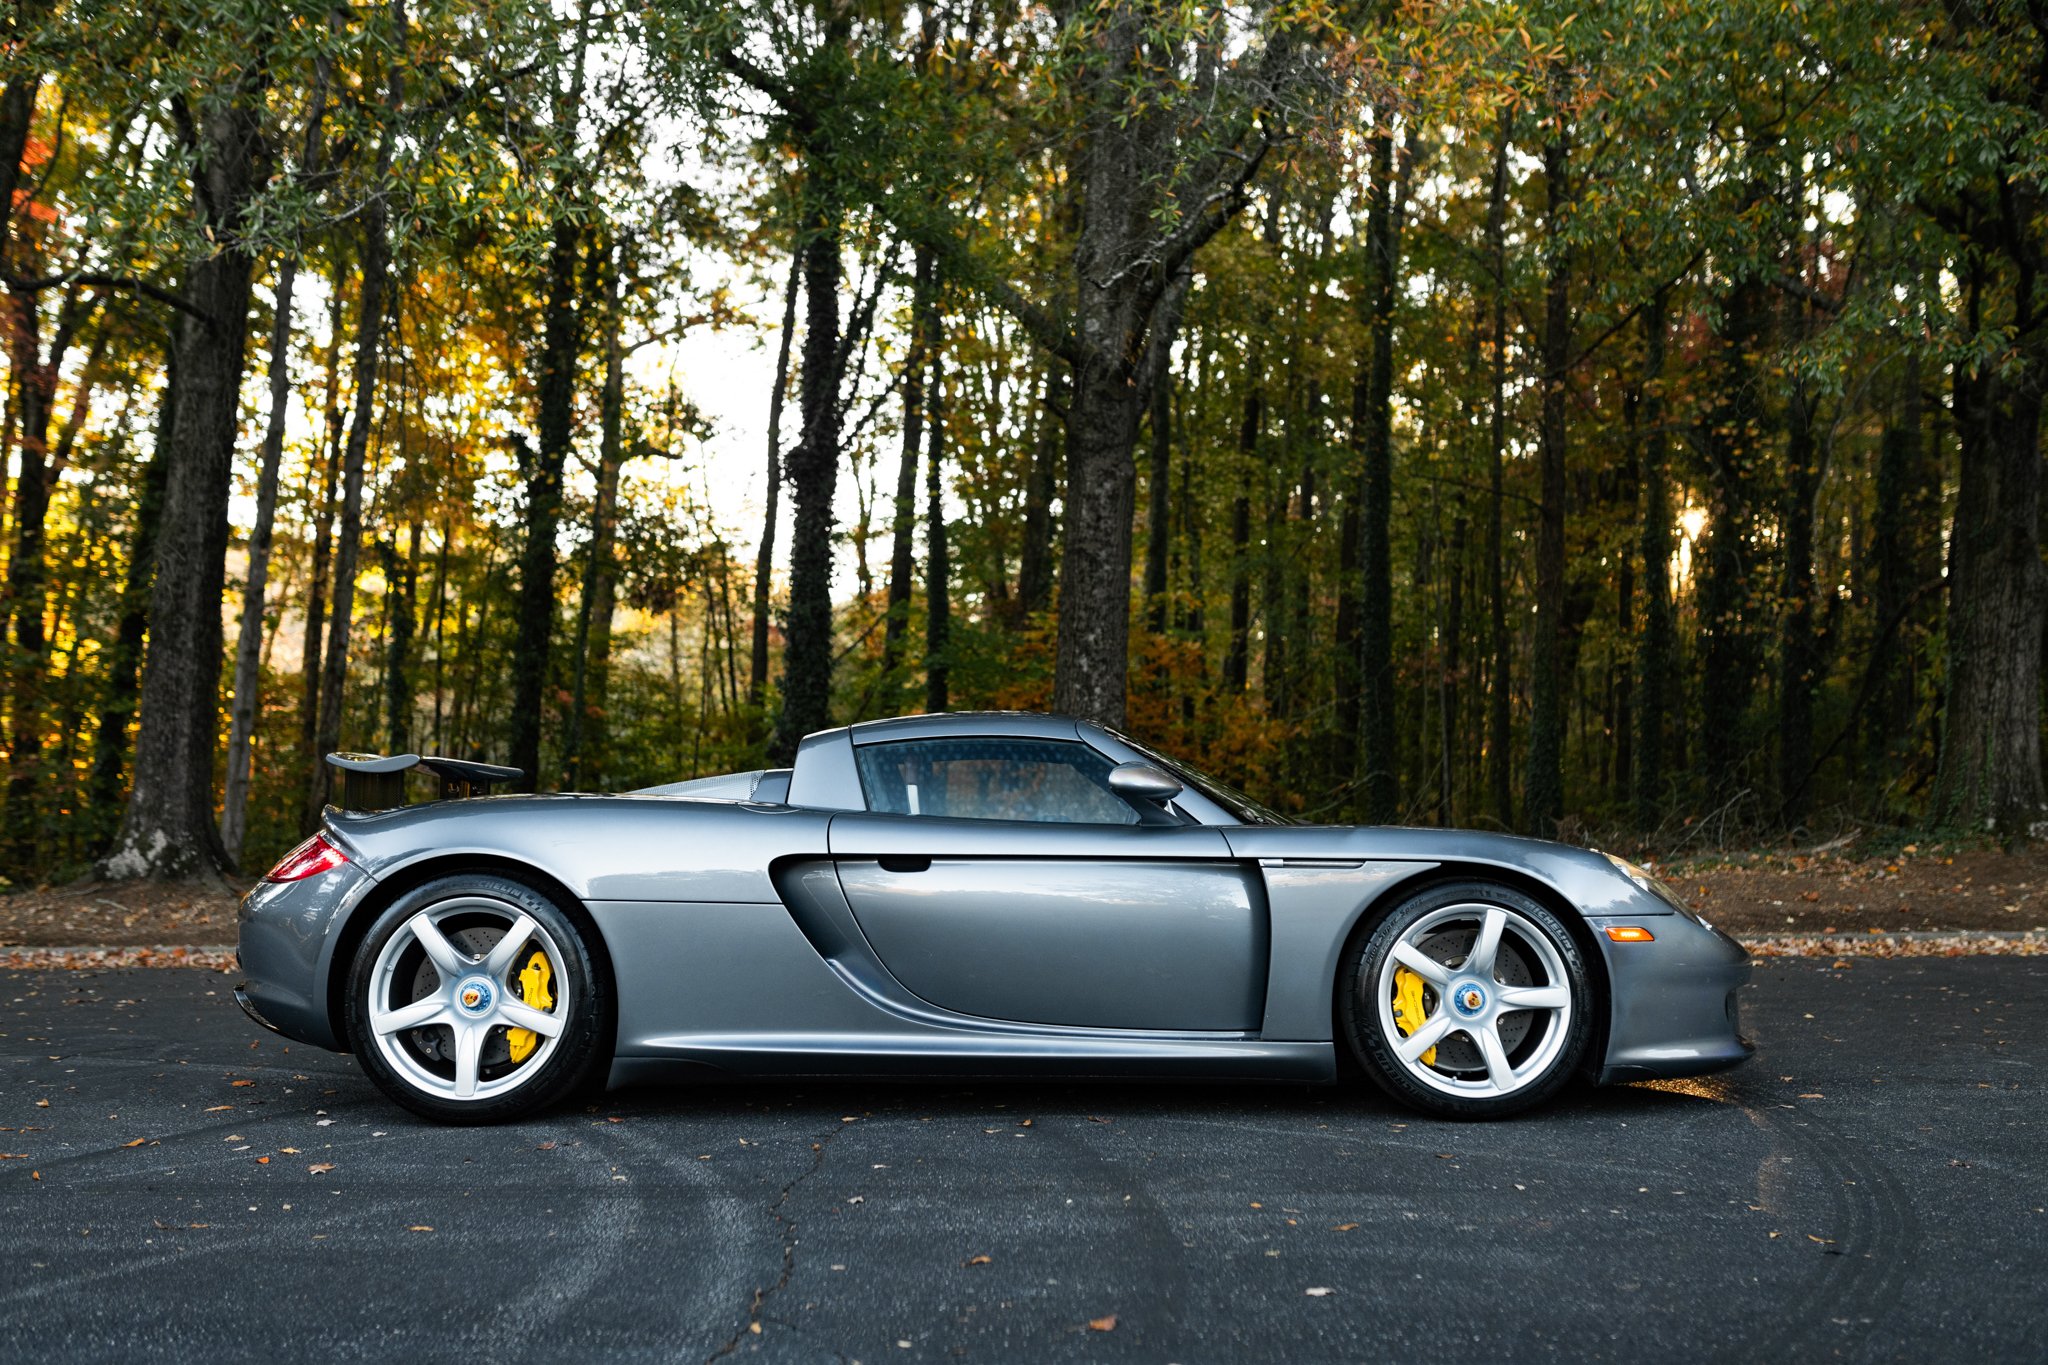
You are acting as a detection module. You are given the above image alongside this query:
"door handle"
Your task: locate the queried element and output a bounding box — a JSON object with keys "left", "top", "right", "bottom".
{"left": 878, "top": 855, "right": 932, "bottom": 873}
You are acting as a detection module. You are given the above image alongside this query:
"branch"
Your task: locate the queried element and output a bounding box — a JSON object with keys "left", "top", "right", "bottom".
{"left": 4, "top": 270, "right": 213, "bottom": 327}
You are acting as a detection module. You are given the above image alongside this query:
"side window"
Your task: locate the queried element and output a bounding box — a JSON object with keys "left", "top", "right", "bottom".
{"left": 853, "top": 738, "right": 1139, "bottom": 825}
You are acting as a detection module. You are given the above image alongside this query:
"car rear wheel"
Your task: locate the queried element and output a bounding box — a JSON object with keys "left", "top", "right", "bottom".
{"left": 344, "top": 874, "right": 609, "bottom": 1124}
{"left": 1340, "top": 881, "right": 1591, "bottom": 1119}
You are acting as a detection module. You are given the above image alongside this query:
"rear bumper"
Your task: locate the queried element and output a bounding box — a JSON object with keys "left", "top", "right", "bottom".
{"left": 236, "top": 860, "right": 378, "bottom": 1051}
{"left": 1589, "top": 911, "right": 1754, "bottom": 1085}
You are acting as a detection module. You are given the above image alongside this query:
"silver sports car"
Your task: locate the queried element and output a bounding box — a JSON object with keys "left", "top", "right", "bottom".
{"left": 236, "top": 711, "right": 1751, "bottom": 1123}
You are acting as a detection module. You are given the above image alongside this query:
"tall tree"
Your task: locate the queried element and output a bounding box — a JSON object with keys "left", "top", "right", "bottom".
{"left": 100, "top": 48, "right": 272, "bottom": 880}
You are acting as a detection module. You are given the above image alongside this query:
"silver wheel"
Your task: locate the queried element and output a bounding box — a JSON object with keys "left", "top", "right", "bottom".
{"left": 1373, "top": 901, "right": 1574, "bottom": 1100}
{"left": 364, "top": 894, "right": 570, "bottom": 1103}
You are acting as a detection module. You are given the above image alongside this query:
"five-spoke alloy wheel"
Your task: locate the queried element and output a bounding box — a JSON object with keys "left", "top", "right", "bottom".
{"left": 1341, "top": 881, "right": 1591, "bottom": 1119}
{"left": 344, "top": 874, "right": 609, "bottom": 1124}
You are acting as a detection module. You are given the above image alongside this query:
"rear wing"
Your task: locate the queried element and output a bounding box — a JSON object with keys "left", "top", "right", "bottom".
{"left": 325, "top": 752, "right": 524, "bottom": 812}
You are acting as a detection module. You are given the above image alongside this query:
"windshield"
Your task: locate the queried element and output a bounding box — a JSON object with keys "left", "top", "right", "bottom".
{"left": 1105, "top": 730, "right": 1291, "bottom": 825}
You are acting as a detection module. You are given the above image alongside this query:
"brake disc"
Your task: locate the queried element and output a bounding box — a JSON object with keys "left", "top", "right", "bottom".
{"left": 1411, "top": 923, "right": 1536, "bottom": 1073}
{"left": 407, "top": 923, "right": 514, "bottom": 1069}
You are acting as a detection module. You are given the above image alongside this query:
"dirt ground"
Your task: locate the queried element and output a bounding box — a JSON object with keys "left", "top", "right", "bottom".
{"left": 3, "top": 838, "right": 2046, "bottom": 951}
{"left": 1654, "top": 840, "right": 2048, "bottom": 935}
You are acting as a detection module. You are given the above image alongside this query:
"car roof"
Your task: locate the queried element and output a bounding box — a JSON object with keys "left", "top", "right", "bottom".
{"left": 842, "top": 711, "right": 1084, "bottom": 746}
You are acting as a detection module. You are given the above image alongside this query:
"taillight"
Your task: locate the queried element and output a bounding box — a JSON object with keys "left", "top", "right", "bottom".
{"left": 264, "top": 833, "right": 349, "bottom": 883}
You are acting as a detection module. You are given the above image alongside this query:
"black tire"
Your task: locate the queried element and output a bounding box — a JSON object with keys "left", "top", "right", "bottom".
{"left": 1339, "top": 880, "right": 1591, "bottom": 1120}
{"left": 343, "top": 873, "right": 610, "bottom": 1124}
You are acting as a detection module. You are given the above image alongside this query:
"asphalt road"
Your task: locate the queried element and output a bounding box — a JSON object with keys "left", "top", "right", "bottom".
{"left": 1, "top": 959, "right": 2040, "bottom": 1364}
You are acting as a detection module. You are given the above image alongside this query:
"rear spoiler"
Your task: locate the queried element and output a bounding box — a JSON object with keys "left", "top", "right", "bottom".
{"left": 325, "top": 752, "right": 525, "bottom": 812}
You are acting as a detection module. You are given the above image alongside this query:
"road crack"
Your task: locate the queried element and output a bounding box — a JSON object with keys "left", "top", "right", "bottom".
{"left": 704, "top": 1118, "right": 852, "bottom": 1362}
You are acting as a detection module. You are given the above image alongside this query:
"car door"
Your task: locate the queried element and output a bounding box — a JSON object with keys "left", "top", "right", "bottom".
{"left": 826, "top": 736, "right": 1268, "bottom": 1031}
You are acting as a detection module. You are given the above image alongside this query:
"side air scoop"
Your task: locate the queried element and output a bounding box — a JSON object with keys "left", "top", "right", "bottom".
{"left": 325, "top": 752, "right": 525, "bottom": 810}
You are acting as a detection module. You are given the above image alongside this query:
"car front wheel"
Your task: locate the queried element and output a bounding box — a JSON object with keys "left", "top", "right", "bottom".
{"left": 1341, "top": 881, "right": 1591, "bottom": 1119}
{"left": 344, "top": 874, "right": 609, "bottom": 1124}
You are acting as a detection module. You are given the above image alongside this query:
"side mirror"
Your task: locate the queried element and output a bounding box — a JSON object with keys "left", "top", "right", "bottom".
{"left": 1108, "top": 761, "right": 1182, "bottom": 804}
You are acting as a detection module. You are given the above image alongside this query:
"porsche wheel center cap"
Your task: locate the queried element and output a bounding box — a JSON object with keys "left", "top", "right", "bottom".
{"left": 456, "top": 977, "right": 495, "bottom": 1015}
{"left": 1449, "top": 980, "right": 1489, "bottom": 1017}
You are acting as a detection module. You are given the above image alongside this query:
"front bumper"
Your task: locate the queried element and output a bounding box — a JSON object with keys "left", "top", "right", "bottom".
{"left": 236, "top": 860, "right": 378, "bottom": 1051}
{"left": 1588, "top": 910, "right": 1754, "bottom": 1084}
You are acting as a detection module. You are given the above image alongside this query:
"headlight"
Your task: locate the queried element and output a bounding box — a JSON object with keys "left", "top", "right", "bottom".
{"left": 1600, "top": 851, "right": 1697, "bottom": 919}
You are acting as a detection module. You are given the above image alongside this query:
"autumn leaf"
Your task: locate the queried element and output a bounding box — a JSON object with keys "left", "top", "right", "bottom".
{"left": 1087, "top": 1316, "right": 1118, "bottom": 1332}
{"left": 308, "top": 1163, "right": 334, "bottom": 1174}
{"left": 122, "top": 1138, "right": 146, "bottom": 1148}
{"left": 409, "top": 1225, "right": 434, "bottom": 1232}
{"left": 280, "top": 1147, "right": 300, "bottom": 1155}
{"left": 256, "top": 1156, "right": 270, "bottom": 1164}
{"left": 204, "top": 1105, "right": 234, "bottom": 1113}
{"left": 964, "top": 1254, "right": 992, "bottom": 1266}
{"left": 1332, "top": 1223, "right": 1359, "bottom": 1232}
{"left": 230, "top": 1080, "right": 255, "bottom": 1088}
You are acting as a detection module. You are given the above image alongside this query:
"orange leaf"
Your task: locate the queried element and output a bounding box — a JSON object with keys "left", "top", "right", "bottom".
{"left": 1332, "top": 1223, "right": 1359, "bottom": 1232}
{"left": 1088, "top": 1316, "right": 1118, "bottom": 1332}
{"left": 230, "top": 1081, "right": 255, "bottom": 1088}
{"left": 964, "top": 1255, "right": 992, "bottom": 1266}
{"left": 256, "top": 1156, "right": 270, "bottom": 1165}
{"left": 122, "top": 1139, "right": 146, "bottom": 1148}
{"left": 409, "top": 1225, "right": 434, "bottom": 1232}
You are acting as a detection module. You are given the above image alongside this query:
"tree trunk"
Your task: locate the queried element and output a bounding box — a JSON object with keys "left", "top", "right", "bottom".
{"left": 1484, "top": 109, "right": 1514, "bottom": 831}
{"left": 1142, "top": 361, "right": 1172, "bottom": 634}
{"left": 87, "top": 344, "right": 172, "bottom": 850}
{"left": 1015, "top": 365, "right": 1061, "bottom": 621}
{"left": 100, "top": 89, "right": 267, "bottom": 881}
{"left": 306, "top": 197, "right": 395, "bottom": 828}
{"left": 507, "top": 216, "right": 581, "bottom": 788}
{"left": 1356, "top": 123, "right": 1401, "bottom": 824}
{"left": 298, "top": 283, "right": 346, "bottom": 787}
{"left": 1522, "top": 115, "right": 1572, "bottom": 838}
{"left": 220, "top": 255, "right": 300, "bottom": 866}
{"left": 883, "top": 247, "right": 934, "bottom": 681}
{"left": 566, "top": 243, "right": 625, "bottom": 789}
{"left": 769, "top": 204, "right": 844, "bottom": 761}
{"left": 1224, "top": 459, "right": 1253, "bottom": 694}
{"left": 1, "top": 286, "right": 73, "bottom": 870}
{"left": 1777, "top": 382, "right": 1822, "bottom": 823}
{"left": 384, "top": 520, "right": 421, "bottom": 752}
{"left": 1698, "top": 250, "right": 1770, "bottom": 799}
{"left": 924, "top": 332, "right": 951, "bottom": 713}
{"left": 223, "top": 56, "right": 328, "bottom": 865}
{"left": 1051, "top": 355, "right": 1142, "bottom": 724}
{"left": 1633, "top": 288, "right": 1672, "bottom": 828}
{"left": 1931, "top": 271, "right": 2046, "bottom": 834}
{"left": 748, "top": 253, "right": 802, "bottom": 705}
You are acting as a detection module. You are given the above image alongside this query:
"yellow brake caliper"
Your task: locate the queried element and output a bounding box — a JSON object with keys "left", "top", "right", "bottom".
{"left": 506, "top": 949, "right": 555, "bottom": 1064}
{"left": 1392, "top": 966, "right": 1437, "bottom": 1066}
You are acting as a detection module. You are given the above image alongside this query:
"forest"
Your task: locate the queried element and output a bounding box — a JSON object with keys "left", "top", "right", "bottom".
{"left": 0, "top": 0, "right": 2044, "bottom": 885}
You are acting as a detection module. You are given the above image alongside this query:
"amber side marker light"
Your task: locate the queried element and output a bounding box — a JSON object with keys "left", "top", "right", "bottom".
{"left": 1604, "top": 925, "right": 1656, "bottom": 943}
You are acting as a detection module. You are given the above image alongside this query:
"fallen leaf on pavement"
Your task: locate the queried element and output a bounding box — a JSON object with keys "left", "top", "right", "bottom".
{"left": 256, "top": 1156, "right": 270, "bottom": 1164}
{"left": 409, "top": 1225, "right": 433, "bottom": 1232}
{"left": 122, "top": 1139, "right": 146, "bottom": 1148}
{"left": 280, "top": 1147, "right": 300, "bottom": 1155}
{"left": 1305, "top": 1287, "right": 1335, "bottom": 1297}
{"left": 308, "top": 1163, "right": 334, "bottom": 1174}
{"left": 1088, "top": 1316, "right": 1118, "bottom": 1332}
{"left": 1332, "top": 1223, "right": 1358, "bottom": 1232}
{"left": 230, "top": 1081, "right": 254, "bottom": 1088}
{"left": 964, "top": 1255, "right": 992, "bottom": 1266}
{"left": 204, "top": 1105, "right": 234, "bottom": 1113}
